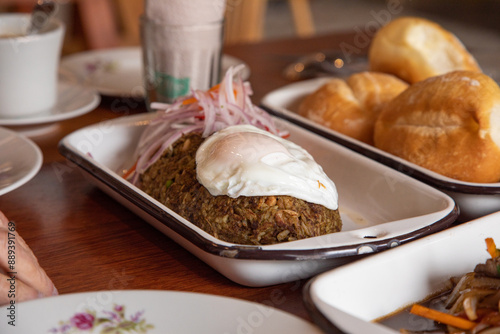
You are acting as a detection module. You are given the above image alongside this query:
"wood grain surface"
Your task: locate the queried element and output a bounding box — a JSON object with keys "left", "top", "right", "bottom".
{"left": 0, "top": 31, "right": 363, "bottom": 323}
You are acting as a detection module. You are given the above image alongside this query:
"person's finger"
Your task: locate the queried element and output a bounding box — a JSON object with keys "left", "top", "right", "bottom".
{"left": 0, "top": 210, "right": 8, "bottom": 227}
{"left": 0, "top": 272, "right": 40, "bottom": 305}
{"left": 0, "top": 228, "right": 57, "bottom": 299}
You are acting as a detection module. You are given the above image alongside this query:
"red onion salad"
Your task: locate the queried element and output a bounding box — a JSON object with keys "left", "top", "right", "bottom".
{"left": 126, "top": 65, "right": 288, "bottom": 185}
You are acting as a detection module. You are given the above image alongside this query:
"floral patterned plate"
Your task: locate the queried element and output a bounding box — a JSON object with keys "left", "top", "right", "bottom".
{"left": 60, "top": 47, "right": 250, "bottom": 98}
{"left": 1, "top": 290, "right": 322, "bottom": 333}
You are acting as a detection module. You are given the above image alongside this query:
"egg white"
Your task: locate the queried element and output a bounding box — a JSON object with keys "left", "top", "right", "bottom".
{"left": 195, "top": 124, "right": 338, "bottom": 210}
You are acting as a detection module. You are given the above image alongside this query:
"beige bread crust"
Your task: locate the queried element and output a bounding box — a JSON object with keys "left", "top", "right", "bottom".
{"left": 369, "top": 16, "right": 481, "bottom": 83}
{"left": 298, "top": 71, "right": 408, "bottom": 144}
{"left": 374, "top": 71, "right": 500, "bottom": 183}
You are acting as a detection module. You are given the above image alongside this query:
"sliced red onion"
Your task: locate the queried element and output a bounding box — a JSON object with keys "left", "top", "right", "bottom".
{"left": 127, "top": 66, "right": 288, "bottom": 184}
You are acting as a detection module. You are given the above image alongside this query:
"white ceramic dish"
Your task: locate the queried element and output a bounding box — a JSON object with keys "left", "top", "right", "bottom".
{"left": 0, "top": 80, "right": 100, "bottom": 127}
{"left": 0, "top": 127, "right": 42, "bottom": 196}
{"left": 304, "top": 210, "right": 500, "bottom": 334}
{"left": 261, "top": 78, "right": 500, "bottom": 222}
{"left": 60, "top": 47, "right": 250, "bottom": 98}
{"left": 58, "top": 113, "right": 457, "bottom": 287}
{"left": 0, "top": 290, "right": 322, "bottom": 333}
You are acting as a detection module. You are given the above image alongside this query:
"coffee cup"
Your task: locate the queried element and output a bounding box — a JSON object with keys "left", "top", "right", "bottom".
{"left": 0, "top": 13, "right": 65, "bottom": 118}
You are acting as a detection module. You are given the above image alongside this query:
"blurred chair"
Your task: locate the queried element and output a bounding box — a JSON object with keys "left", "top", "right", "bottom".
{"left": 1, "top": 0, "right": 315, "bottom": 49}
{"left": 224, "top": 0, "right": 315, "bottom": 45}
{"left": 92, "top": 0, "right": 316, "bottom": 47}
{"left": 0, "top": 0, "right": 33, "bottom": 12}
{"left": 114, "top": 0, "right": 143, "bottom": 46}
{"left": 224, "top": 0, "right": 267, "bottom": 44}
{"left": 289, "top": 0, "right": 315, "bottom": 37}
{"left": 77, "top": 0, "right": 127, "bottom": 49}
{"left": 0, "top": 0, "right": 129, "bottom": 49}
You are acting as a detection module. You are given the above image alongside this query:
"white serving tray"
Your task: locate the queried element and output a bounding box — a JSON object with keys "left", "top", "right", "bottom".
{"left": 261, "top": 78, "right": 500, "bottom": 222}
{"left": 58, "top": 113, "right": 457, "bottom": 287}
{"left": 303, "top": 210, "right": 500, "bottom": 334}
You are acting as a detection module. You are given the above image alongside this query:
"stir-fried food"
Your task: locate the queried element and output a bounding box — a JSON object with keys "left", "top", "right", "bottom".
{"left": 403, "top": 238, "right": 500, "bottom": 334}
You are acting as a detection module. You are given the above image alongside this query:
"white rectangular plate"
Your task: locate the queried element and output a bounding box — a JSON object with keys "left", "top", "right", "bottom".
{"left": 261, "top": 78, "right": 500, "bottom": 222}
{"left": 304, "top": 210, "right": 500, "bottom": 334}
{"left": 58, "top": 113, "right": 457, "bottom": 287}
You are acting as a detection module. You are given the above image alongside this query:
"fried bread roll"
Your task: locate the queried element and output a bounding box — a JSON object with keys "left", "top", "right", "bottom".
{"left": 374, "top": 71, "right": 500, "bottom": 183}
{"left": 369, "top": 16, "right": 481, "bottom": 83}
{"left": 298, "top": 71, "right": 408, "bottom": 144}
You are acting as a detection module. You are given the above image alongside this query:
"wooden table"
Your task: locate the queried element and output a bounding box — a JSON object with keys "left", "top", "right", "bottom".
{"left": 0, "top": 32, "right": 362, "bottom": 324}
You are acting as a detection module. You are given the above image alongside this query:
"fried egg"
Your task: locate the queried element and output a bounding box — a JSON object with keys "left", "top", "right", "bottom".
{"left": 195, "top": 124, "right": 338, "bottom": 210}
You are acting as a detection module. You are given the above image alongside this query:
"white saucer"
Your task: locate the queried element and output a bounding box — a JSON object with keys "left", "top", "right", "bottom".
{"left": 0, "top": 126, "right": 42, "bottom": 196}
{"left": 0, "top": 80, "right": 100, "bottom": 127}
{"left": 60, "top": 47, "right": 251, "bottom": 98}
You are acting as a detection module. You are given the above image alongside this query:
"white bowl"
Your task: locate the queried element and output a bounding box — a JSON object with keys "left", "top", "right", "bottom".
{"left": 303, "top": 210, "right": 500, "bottom": 333}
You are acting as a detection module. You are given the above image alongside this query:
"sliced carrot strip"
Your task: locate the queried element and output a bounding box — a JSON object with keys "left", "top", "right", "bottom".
{"left": 485, "top": 238, "right": 500, "bottom": 259}
{"left": 410, "top": 304, "right": 476, "bottom": 330}
{"left": 182, "top": 97, "right": 198, "bottom": 105}
{"left": 122, "top": 161, "right": 137, "bottom": 179}
{"left": 208, "top": 83, "right": 220, "bottom": 92}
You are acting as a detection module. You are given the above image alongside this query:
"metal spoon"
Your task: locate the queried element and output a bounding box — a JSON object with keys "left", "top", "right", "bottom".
{"left": 27, "top": 0, "right": 57, "bottom": 35}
